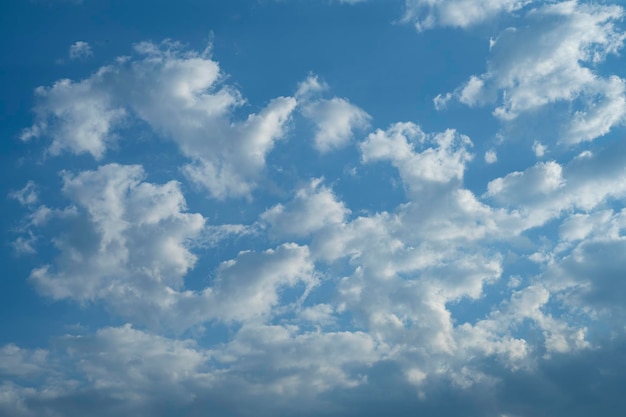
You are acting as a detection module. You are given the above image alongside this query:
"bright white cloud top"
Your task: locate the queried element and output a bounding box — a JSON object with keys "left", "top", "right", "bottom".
{"left": 2, "top": 1, "right": 626, "bottom": 416}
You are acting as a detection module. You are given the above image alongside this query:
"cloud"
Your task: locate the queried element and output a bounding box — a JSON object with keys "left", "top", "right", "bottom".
{"left": 484, "top": 149, "right": 497, "bottom": 164}
{"left": 9, "top": 9, "right": 626, "bottom": 414}
{"left": 532, "top": 140, "right": 547, "bottom": 157}
{"left": 360, "top": 123, "right": 473, "bottom": 196}
{"left": 262, "top": 178, "right": 350, "bottom": 238}
{"left": 29, "top": 164, "right": 205, "bottom": 314}
{"left": 296, "top": 74, "right": 370, "bottom": 153}
{"left": 486, "top": 160, "right": 565, "bottom": 205}
{"left": 540, "top": 209, "right": 626, "bottom": 317}
{"left": 21, "top": 74, "right": 127, "bottom": 159}
{"left": 24, "top": 164, "right": 313, "bottom": 328}
{"left": 485, "top": 140, "right": 626, "bottom": 227}
{"left": 438, "top": 1, "right": 626, "bottom": 144}
{"left": 0, "top": 345, "right": 49, "bottom": 378}
{"left": 61, "top": 325, "right": 209, "bottom": 399}
{"left": 2, "top": 320, "right": 621, "bottom": 417}
{"left": 403, "top": 0, "right": 533, "bottom": 30}
{"left": 295, "top": 74, "right": 328, "bottom": 99}
{"left": 302, "top": 97, "right": 370, "bottom": 153}
{"left": 69, "top": 41, "right": 92, "bottom": 60}
{"left": 200, "top": 243, "right": 315, "bottom": 323}
{"left": 9, "top": 181, "right": 39, "bottom": 206}
{"left": 23, "top": 41, "right": 297, "bottom": 198}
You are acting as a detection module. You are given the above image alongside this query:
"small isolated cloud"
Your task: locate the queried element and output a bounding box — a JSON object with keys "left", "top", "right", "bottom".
{"left": 69, "top": 41, "right": 92, "bottom": 59}
{"left": 433, "top": 92, "right": 452, "bottom": 110}
{"left": 485, "top": 149, "right": 497, "bottom": 164}
{"left": 303, "top": 97, "right": 370, "bottom": 153}
{"left": 533, "top": 140, "right": 547, "bottom": 157}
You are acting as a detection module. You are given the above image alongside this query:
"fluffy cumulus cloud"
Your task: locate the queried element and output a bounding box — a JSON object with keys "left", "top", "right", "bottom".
{"left": 303, "top": 97, "right": 370, "bottom": 152}
{"left": 438, "top": 0, "right": 626, "bottom": 144}
{"left": 21, "top": 162, "right": 317, "bottom": 329}
{"left": 403, "top": 0, "right": 533, "bottom": 30}
{"left": 262, "top": 178, "right": 350, "bottom": 237}
{"left": 485, "top": 141, "right": 626, "bottom": 228}
{"left": 27, "top": 164, "right": 204, "bottom": 320}
{"left": 296, "top": 75, "right": 370, "bottom": 152}
{"left": 23, "top": 41, "right": 297, "bottom": 199}
{"left": 5, "top": 0, "right": 626, "bottom": 416}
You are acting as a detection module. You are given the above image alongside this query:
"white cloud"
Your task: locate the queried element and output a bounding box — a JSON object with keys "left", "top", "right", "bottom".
{"left": 25, "top": 164, "right": 313, "bottom": 328}
{"left": 30, "top": 164, "right": 205, "bottom": 308}
{"left": 566, "top": 75, "right": 626, "bottom": 144}
{"left": 440, "top": 1, "right": 626, "bottom": 143}
{"left": 403, "top": 0, "right": 533, "bottom": 30}
{"left": 486, "top": 161, "right": 565, "bottom": 206}
{"left": 532, "top": 140, "right": 547, "bottom": 157}
{"left": 485, "top": 141, "right": 626, "bottom": 228}
{"left": 21, "top": 75, "right": 126, "bottom": 159}
{"left": 558, "top": 210, "right": 613, "bottom": 243}
{"left": 9, "top": 181, "right": 39, "bottom": 206}
{"left": 300, "top": 303, "right": 336, "bottom": 325}
{"left": 12, "top": 234, "right": 38, "bottom": 255}
{"left": 10, "top": 18, "right": 626, "bottom": 416}
{"left": 360, "top": 123, "right": 473, "bottom": 196}
{"left": 485, "top": 149, "right": 498, "bottom": 163}
{"left": 180, "top": 95, "right": 296, "bottom": 198}
{"left": 433, "top": 92, "right": 452, "bottom": 110}
{"left": 202, "top": 243, "right": 315, "bottom": 323}
{"left": 459, "top": 75, "right": 486, "bottom": 107}
{"left": 23, "top": 41, "right": 298, "bottom": 198}
{"left": 0, "top": 345, "right": 49, "bottom": 378}
{"left": 302, "top": 97, "right": 370, "bottom": 153}
{"left": 69, "top": 41, "right": 92, "bottom": 60}
{"left": 18, "top": 106, "right": 624, "bottom": 415}
{"left": 295, "top": 74, "right": 328, "bottom": 99}
{"left": 124, "top": 42, "right": 297, "bottom": 199}
{"left": 93, "top": 242, "right": 314, "bottom": 329}
{"left": 61, "top": 324, "right": 210, "bottom": 401}
{"left": 0, "top": 323, "right": 381, "bottom": 416}
{"left": 217, "top": 323, "right": 381, "bottom": 395}
{"left": 540, "top": 209, "right": 626, "bottom": 317}
{"left": 261, "top": 178, "right": 350, "bottom": 238}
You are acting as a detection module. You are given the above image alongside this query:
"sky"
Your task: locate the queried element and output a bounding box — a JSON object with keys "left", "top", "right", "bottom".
{"left": 1, "top": 0, "right": 626, "bottom": 416}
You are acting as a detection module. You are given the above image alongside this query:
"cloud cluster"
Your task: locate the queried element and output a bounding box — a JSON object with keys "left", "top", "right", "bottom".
{"left": 6, "top": 1, "right": 626, "bottom": 416}
{"left": 23, "top": 41, "right": 296, "bottom": 199}
{"left": 436, "top": 1, "right": 626, "bottom": 144}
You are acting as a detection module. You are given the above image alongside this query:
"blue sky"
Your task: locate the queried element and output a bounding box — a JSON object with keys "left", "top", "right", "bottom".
{"left": 2, "top": 0, "right": 626, "bottom": 416}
